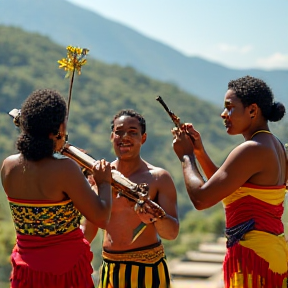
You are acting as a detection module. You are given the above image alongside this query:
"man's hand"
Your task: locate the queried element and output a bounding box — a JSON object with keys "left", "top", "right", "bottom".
{"left": 134, "top": 201, "right": 165, "bottom": 224}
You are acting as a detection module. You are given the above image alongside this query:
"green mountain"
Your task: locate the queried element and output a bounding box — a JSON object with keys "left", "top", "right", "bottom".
{"left": 0, "top": 24, "right": 247, "bottom": 211}
{"left": 0, "top": 0, "right": 287, "bottom": 108}
{"left": 0, "top": 25, "right": 287, "bottom": 287}
{"left": 1, "top": 24, "right": 288, "bottom": 229}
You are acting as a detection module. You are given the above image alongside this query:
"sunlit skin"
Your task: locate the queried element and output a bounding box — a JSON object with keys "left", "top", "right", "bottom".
{"left": 171, "top": 89, "right": 287, "bottom": 210}
{"left": 111, "top": 116, "right": 146, "bottom": 162}
{"left": 1, "top": 118, "right": 112, "bottom": 228}
{"left": 83, "top": 115, "right": 179, "bottom": 251}
{"left": 221, "top": 90, "right": 257, "bottom": 138}
{"left": 49, "top": 120, "right": 67, "bottom": 153}
{"left": 170, "top": 77, "right": 288, "bottom": 287}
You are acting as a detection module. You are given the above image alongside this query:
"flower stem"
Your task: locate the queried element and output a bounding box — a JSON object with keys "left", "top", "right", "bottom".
{"left": 67, "top": 67, "right": 76, "bottom": 121}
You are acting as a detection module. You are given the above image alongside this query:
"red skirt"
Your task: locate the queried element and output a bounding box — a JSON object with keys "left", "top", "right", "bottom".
{"left": 10, "top": 228, "right": 94, "bottom": 288}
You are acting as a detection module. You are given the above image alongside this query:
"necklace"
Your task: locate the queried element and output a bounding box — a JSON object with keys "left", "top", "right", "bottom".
{"left": 250, "top": 130, "right": 272, "bottom": 140}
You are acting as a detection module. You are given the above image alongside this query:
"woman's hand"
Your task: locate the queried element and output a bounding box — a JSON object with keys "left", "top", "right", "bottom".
{"left": 171, "top": 125, "right": 194, "bottom": 161}
{"left": 182, "top": 123, "right": 205, "bottom": 157}
{"left": 92, "top": 159, "right": 112, "bottom": 185}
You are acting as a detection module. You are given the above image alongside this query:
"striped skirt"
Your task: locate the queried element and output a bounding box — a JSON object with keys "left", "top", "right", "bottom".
{"left": 98, "top": 242, "right": 170, "bottom": 288}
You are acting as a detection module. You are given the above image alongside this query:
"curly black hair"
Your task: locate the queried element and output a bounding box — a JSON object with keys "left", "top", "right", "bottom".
{"left": 17, "top": 89, "right": 67, "bottom": 161}
{"left": 111, "top": 109, "right": 146, "bottom": 135}
{"left": 228, "top": 75, "right": 285, "bottom": 122}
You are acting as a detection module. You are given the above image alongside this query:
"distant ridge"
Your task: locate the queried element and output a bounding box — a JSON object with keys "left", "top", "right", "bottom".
{"left": 0, "top": 0, "right": 287, "bottom": 108}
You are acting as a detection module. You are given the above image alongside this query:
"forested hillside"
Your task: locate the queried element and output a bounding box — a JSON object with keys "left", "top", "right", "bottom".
{"left": 0, "top": 26, "right": 287, "bottom": 286}
{"left": 0, "top": 26, "right": 246, "bottom": 194}
{"left": 1, "top": 0, "right": 288, "bottom": 108}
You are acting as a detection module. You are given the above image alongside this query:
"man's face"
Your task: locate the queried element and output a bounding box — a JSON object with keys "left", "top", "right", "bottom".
{"left": 111, "top": 115, "right": 146, "bottom": 160}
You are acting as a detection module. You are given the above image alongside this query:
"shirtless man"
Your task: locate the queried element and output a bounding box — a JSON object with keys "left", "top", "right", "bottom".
{"left": 84, "top": 109, "right": 179, "bottom": 288}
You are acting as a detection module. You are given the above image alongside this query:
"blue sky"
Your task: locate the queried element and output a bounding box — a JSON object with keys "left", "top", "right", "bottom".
{"left": 66, "top": 0, "right": 288, "bottom": 70}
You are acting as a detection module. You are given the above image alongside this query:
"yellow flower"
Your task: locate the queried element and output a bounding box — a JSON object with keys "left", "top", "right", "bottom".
{"left": 58, "top": 46, "right": 89, "bottom": 77}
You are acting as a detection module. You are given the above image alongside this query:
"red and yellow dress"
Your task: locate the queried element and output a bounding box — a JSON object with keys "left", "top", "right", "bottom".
{"left": 223, "top": 183, "right": 288, "bottom": 288}
{"left": 8, "top": 197, "right": 94, "bottom": 288}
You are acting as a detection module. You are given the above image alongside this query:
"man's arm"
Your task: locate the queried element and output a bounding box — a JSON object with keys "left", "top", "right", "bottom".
{"left": 152, "top": 169, "right": 179, "bottom": 240}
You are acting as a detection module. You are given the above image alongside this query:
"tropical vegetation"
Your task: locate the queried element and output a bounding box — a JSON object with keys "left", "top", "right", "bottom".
{"left": 0, "top": 26, "right": 287, "bottom": 287}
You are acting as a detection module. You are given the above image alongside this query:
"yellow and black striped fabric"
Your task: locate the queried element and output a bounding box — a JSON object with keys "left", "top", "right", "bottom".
{"left": 98, "top": 242, "right": 171, "bottom": 288}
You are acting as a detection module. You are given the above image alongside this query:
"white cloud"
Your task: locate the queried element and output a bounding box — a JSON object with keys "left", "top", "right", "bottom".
{"left": 257, "top": 53, "right": 288, "bottom": 69}
{"left": 217, "top": 43, "right": 253, "bottom": 54}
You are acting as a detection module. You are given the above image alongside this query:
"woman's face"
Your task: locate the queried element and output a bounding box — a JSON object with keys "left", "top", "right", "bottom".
{"left": 53, "top": 119, "right": 67, "bottom": 152}
{"left": 221, "top": 89, "right": 252, "bottom": 135}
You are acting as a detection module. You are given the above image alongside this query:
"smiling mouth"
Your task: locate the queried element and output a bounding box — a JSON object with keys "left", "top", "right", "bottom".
{"left": 223, "top": 122, "right": 231, "bottom": 128}
{"left": 118, "top": 142, "right": 131, "bottom": 147}
{"left": 118, "top": 142, "right": 132, "bottom": 153}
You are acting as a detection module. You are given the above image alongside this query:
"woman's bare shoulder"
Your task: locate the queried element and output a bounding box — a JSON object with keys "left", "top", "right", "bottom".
{"left": 228, "top": 140, "right": 267, "bottom": 159}
{"left": 1, "top": 153, "right": 21, "bottom": 170}
{"left": 50, "top": 156, "right": 83, "bottom": 174}
{"left": 3, "top": 153, "right": 21, "bottom": 162}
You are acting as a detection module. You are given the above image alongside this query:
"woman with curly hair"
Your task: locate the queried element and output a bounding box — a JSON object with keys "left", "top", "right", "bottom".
{"left": 171, "top": 76, "right": 288, "bottom": 288}
{"left": 1, "top": 89, "right": 112, "bottom": 288}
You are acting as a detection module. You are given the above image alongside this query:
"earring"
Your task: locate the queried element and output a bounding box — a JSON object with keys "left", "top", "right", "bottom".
{"left": 56, "top": 131, "right": 62, "bottom": 140}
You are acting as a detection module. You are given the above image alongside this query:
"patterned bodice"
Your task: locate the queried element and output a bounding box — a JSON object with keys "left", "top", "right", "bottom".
{"left": 8, "top": 197, "right": 82, "bottom": 237}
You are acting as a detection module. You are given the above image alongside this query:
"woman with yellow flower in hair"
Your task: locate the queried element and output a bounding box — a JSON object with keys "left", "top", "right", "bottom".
{"left": 171, "top": 75, "right": 288, "bottom": 288}
{"left": 1, "top": 89, "right": 112, "bottom": 288}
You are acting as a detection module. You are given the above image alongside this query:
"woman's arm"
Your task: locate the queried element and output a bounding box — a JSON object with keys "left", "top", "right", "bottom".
{"left": 173, "top": 128, "right": 266, "bottom": 210}
{"left": 61, "top": 158, "right": 112, "bottom": 228}
{"left": 81, "top": 218, "right": 99, "bottom": 243}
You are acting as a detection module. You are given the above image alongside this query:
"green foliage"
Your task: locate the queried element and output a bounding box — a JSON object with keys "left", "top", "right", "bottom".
{"left": 0, "top": 213, "right": 15, "bottom": 286}
{"left": 0, "top": 25, "right": 287, "bottom": 283}
{"left": 180, "top": 203, "right": 225, "bottom": 236}
{"left": 161, "top": 203, "right": 226, "bottom": 263}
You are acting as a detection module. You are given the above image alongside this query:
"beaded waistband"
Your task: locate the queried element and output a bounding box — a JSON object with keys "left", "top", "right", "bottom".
{"left": 102, "top": 242, "right": 165, "bottom": 264}
{"left": 225, "top": 219, "right": 255, "bottom": 248}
